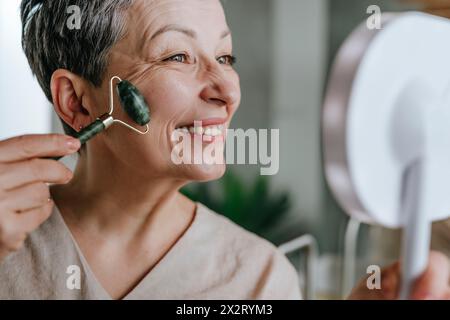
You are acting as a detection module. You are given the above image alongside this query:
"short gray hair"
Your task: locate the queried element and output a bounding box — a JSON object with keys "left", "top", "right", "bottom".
{"left": 20, "top": 0, "right": 134, "bottom": 137}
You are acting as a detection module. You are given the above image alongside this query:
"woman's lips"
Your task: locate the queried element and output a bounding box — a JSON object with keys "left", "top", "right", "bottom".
{"left": 196, "top": 118, "right": 228, "bottom": 127}
{"left": 176, "top": 117, "right": 227, "bottom": 128}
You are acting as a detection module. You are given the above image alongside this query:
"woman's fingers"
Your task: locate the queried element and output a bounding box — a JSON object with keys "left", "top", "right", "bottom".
{"left": 1, "top": 182, "right": 52, "bottom": 213}
{"left": 410, "top": 251, "right": 450, "bottom": 300}
{"left": 0, "top": 159, "right": 73, "bottom": 191}
{"left": 0, "top": 212, "right": 28, "bottom": 253}
{"left": 13, "top": 200, "right": 55, "bottom": 234}
{"left": 0, "top": 134, "right": 80, "bottom": 163}
{"left": 0, "top": 191, "right": 54, "bottom": 256}
{"left": 0, "top": 203, "right": 53, "bottom": 253}
{"left": 0, "top": 133, "right": 79, "bottom": 262}
{"left": 379, "top": 261, "right": 400, "bottom": 299}
{"left": 348, "top": 253, "right": 450, "bottom": 300}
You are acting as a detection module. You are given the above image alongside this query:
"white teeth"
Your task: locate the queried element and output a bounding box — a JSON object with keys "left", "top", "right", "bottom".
{"left": 194, "top": 127, "right": 204, "bottom": 135}
{"left": 178, "top": 125, "right": 225, "bottom": 137}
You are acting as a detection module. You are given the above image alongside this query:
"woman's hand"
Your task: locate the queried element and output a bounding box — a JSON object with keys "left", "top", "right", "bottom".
{"left": 348, "top": 251, "right": 450, "bottom": 300}
{"left": 0, "top": 134, "right": 80, "bottom": 262}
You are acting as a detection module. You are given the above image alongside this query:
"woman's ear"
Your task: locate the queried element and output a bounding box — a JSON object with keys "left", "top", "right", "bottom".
{"left": 50, "top": 69, "right": 92, "bottom": 132}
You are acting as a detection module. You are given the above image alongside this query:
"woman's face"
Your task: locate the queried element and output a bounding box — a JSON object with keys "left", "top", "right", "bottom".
{"left": 90, "top": 0, "right": 241, "bottom": 183}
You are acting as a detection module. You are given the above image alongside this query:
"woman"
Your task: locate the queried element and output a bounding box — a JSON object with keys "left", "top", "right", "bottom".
{"left": 0, "top": 0, "right": 448, "bottom": 299}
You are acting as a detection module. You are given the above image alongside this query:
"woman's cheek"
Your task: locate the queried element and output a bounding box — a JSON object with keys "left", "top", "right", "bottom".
{"left": 230, "top": 72, "right": 242, "bottom": 114}
{"left": 145, "top": 72, "right": 197, "bottom": 119}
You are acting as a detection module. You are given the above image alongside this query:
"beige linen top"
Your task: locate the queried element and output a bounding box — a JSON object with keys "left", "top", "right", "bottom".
{"left": 0, "top": 202, "right": 302, "bottom": 300}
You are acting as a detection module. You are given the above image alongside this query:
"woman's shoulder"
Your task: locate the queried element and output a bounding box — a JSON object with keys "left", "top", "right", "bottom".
{"left": 192, "top": 202, "right": 302, "bottom": 299}
{"left": 195, "top": 202, "right": 279, "bottom": 253}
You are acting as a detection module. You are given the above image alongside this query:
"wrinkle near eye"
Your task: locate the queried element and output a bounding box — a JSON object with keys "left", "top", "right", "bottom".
{"left": 125, "top": 62, "right": 160, "bottom": 85}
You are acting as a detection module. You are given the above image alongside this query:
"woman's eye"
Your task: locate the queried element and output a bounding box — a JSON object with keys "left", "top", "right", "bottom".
{"left": 217, "top": 55, "right": 237, "bottom": 66}
{"left": 164, "top": 53, "right": 188, "bottom": 63}
{"left": 163, "top": 53, "right": 236, "bottom": 66}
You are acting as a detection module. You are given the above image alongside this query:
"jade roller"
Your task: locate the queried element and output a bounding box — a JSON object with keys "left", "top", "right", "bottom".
{"left": 50, "top": 76, "right": 150, "bottom": 160}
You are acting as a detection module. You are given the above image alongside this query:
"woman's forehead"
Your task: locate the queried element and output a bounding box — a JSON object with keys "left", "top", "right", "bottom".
{"left": 120, "top": 0, "right": 231, "bottom": 55}
{"left": 128, "top": 0, "right": 228, "bottom": 33}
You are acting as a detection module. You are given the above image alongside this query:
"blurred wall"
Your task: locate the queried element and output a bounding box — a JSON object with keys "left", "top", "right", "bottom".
{"left": 328, "top": 0, "right": 411, "bottom": 69}
{"left": 269, "top": 0, "right": 328, "bottom": 243}
{"left": 222, "top": 0, "right": 329, "bottom": 247}
{"left": 0, "top": 0, "right": 51, "bottom": 140}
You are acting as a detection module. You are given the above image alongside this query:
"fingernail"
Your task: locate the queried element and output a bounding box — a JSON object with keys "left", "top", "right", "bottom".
{"left": 66, "top": 138, "right": 80, "bottom": 151}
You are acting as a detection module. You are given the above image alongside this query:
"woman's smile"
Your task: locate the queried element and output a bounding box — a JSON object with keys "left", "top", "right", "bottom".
{"left": 174, "top": 118, "right": 228, "bottom": 141}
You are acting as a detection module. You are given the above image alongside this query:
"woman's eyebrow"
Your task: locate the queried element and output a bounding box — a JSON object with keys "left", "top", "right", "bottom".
{"left": 150, "top": 24, "right": 231, "bottom": 41}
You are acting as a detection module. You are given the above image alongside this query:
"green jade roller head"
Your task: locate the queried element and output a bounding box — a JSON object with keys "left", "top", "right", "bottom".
{"left": 50, "top": 76, "right": 150, "bottom": 160}
{"left": 116, "top": 80, "right": 150, "bottom": 127}
{"left": 76, "top": 78, "right": 150, "bottom": 145}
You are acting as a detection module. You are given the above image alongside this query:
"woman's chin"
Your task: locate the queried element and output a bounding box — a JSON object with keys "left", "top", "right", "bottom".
{"left": 183, "top": 163, "right": 227, "bottom": 182}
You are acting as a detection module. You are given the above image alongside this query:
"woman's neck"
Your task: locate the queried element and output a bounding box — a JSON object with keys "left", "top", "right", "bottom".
{"left": 49, "top": 149, "right": 197, "bottom": 300}
{"left": 49, "top": 150, "right": 195, "bottom": 242}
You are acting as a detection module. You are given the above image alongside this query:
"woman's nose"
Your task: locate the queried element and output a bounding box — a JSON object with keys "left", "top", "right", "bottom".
{"left": 199, "top": 65, "right": 239, "bottom": 108}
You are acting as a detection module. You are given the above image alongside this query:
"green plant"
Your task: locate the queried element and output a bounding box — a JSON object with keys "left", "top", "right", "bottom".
{"left": 181, "top": 170, "right": 291, "bottom": 241}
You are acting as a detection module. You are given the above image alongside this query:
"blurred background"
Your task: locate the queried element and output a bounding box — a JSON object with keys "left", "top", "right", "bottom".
{"left": 1, "top": 0, "right": 450, "bottom": 299}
